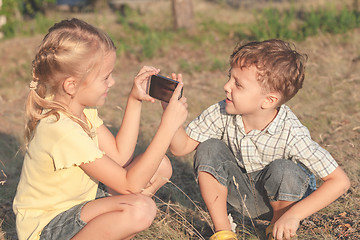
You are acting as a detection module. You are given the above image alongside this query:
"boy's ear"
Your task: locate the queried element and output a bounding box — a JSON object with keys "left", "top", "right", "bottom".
{"left": 63, "top": 77, "right": 77, "bottom": 97}
{"left": 262, "top": 92, "right": 281, "bottom": 109}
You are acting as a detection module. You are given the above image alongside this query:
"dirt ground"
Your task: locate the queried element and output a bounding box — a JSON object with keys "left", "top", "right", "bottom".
{"left": 1, "top": 18, "right": 360, "bottom": 239}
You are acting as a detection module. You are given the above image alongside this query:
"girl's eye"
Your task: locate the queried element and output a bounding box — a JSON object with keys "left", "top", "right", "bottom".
{"left": 104, "top": 75, "right": 111, "bottom": 81}
{"left": 235, "top": 81, "right": 242, "bottom": 88}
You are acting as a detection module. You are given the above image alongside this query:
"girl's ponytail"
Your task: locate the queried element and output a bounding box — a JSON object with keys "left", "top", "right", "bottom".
{"left": 24, "top": 18, "right": 115, "bottom": 144}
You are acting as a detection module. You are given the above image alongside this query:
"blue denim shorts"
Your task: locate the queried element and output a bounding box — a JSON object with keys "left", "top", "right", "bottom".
{"left": 194, "top": 139, "right": 316, "bottom": 220}
{"left": 39, "top": 184, "right": 109, "bottom": 240}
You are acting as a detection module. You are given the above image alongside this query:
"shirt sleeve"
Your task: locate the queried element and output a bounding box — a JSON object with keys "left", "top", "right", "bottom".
{"left": 50, "top": 128, "right": 105, "bottom": 170}
{"left": 49, "top": 109, "right": 105, "bottom": 170}
{"left": 290, "top": 133, "right": 338, "bottom": 178}
{"left": 186, "top": 100, "right": 228, "bottom": 142}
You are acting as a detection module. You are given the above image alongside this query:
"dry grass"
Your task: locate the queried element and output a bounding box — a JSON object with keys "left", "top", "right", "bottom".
{"left": 1, "top": 0, "right": 359, "bottom": 239}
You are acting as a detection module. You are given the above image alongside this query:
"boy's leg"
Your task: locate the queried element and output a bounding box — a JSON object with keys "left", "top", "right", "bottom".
{"left": 259, "top": 159, "right": 313, "bottom": 224}
{"left": 194, "top": 139, "right": 239, "bottom": 233}
{"left": 194, "top": 139, "right": 268, "bottom": 234}
{"left": 198, "top": 171, "right": 230, "bottom": 231}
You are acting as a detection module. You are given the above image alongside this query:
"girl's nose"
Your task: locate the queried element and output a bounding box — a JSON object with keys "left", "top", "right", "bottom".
{"left": 108, "top": 76, "right": 115, "bottom": 88}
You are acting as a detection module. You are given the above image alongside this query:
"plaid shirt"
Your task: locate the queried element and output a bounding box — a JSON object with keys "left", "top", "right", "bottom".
{"left": 186, "top": 100, "right": 338, "bottom": 178}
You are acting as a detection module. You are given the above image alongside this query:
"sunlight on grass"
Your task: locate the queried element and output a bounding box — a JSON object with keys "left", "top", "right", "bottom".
{"left": 1, "top": 0, "right": 359, "bottom": 239}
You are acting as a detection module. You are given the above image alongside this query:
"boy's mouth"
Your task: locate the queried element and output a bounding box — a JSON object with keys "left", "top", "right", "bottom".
{"left": 225, "top": 97, "right": 232, "bottom": 103}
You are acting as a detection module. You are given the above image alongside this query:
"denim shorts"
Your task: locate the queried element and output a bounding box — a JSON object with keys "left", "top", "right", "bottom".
{"left": 194, "top": 139, "right": 316, "bottom": 220}
{"left": 39, "top": 184, "right": 109, "bottom": 240}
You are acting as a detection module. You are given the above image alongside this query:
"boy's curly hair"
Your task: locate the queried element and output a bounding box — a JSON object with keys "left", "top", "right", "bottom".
{"left": 230, "top": 39, "right": 308, "bottom": 105}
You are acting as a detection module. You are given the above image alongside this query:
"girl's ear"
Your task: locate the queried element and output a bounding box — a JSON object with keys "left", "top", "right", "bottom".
{"left": 262, "top": 92, "right": 281, "bottom": 109}
{"left": 63, "top": 77, "right": 77, "bottom": 97}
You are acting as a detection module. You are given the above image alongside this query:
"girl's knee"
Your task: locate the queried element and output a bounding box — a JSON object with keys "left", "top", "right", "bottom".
{"left": 127, "top": 195, "right": 157, "bottom": 230}
{"left": 158, "top": 155, "right": 172, "bottom": 181}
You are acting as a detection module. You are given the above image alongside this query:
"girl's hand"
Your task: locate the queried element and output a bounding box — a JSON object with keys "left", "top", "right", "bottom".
{"left": 161, "top": 81, "right": 188, "bottom": 131}
{"left": 131, "top": 66, "right": 160, "bottom": 102}
{"left": 161, "top": 73, "right": 183, "bottom": 110}
{"left": 273, "top": 217, "right": 300, "bottom": 240}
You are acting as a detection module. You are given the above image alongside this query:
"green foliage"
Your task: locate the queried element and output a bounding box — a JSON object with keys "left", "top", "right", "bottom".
{"left": 250, "top": 7, "right": 296, "bottom": 40}
{"left": 0, "top": 0, "right": 22, "bottom": 38}
{"left": 0, "top": 0, "right": 55, "bottom": 38}
{"left": 248, "top": 3, "right": 360, "bottom": 41}
{"left": 2, "top": 0, "right": 360, "bottom": 63}
{"left": 114, "top": 9, "right": 174, "bottom": 60}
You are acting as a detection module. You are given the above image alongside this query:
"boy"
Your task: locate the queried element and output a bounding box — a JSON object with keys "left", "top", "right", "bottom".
{"left": 168, "top": 39, "right": 350, "bottom": 240}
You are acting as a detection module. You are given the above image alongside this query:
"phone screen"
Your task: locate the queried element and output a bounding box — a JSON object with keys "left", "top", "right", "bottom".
{"left": 147, "top": 74, "right": 182, "bottom": 102}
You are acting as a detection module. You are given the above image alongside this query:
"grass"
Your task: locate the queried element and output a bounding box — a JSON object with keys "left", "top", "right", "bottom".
{"left": 1, "top": 0, "right": 360, "bottom": 239}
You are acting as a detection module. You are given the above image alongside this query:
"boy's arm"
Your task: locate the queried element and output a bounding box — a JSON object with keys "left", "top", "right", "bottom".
{"left": 169, "top": 126, "right": 199, "bottom": 156}
{"left": 273, "top": 166, "right": 350, "bottom": 239}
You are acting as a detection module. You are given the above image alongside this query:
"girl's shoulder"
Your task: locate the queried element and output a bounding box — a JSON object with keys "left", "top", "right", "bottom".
{"left": 84, "top": 107, "right": 103, "bottom": 128}
{"left": 37, "top": 112, "right": 82, "bottom": 139}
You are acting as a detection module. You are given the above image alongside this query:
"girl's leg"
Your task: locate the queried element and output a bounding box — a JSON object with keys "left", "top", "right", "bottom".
{"left": 109, "top": 155, "right": 172, "bottom": 197}
{"left": 141, "top": 155, "right": 173, "bottom": 196}
{"left": 72, "top": 194, "right": 157, "bottom": 240}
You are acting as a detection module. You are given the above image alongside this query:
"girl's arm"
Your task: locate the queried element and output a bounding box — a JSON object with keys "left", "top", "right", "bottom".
{"left": 97, "top": 66, "right": 159, "bottom": 166}
{"left": 80, "top": 83, "right": 188, "bottom": 194}
{"left": 273, "top": 166, "right": 350, "bottom": 239}
{"left": 161, "top": 73, "right": 199, "bottom": 156}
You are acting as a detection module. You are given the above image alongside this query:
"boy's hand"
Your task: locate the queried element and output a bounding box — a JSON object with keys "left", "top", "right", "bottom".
{"left": 161, "top": 81, "right": 187, "bottom": 131}
{"left": 273, "top": 217, "right": 300, "bottom": 240}
{"left": 131, "top": 66, "right": 160, "bottom": 102}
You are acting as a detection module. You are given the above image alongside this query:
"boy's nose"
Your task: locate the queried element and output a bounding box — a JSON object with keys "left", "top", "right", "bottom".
{"left": 223, "top": 81, "right": 230, "bottom": 93}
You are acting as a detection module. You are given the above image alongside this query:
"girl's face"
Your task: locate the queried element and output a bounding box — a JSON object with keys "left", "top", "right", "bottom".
{"left": 223, "top": 66, "right": 266, "bottom": 116}
{"left": 75, "top": 51, "right": 116, "bottom": 108}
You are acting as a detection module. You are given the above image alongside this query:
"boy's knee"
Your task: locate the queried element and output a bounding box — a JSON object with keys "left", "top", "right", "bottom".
{"left": 195, "top": 139, "right": 229, "bottom": 164}
{"left": 266, "top": 159, "right": 306, "bottom": 183}
{"left": 196, "top": 138, "right": 226, "bottom": 154}
{"left": 264, "top": 159, "right": 309, "bottom": 200}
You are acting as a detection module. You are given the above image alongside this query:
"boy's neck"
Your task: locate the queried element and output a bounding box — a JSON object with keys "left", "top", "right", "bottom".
{"left": 242, "top": 108, "right": 279, "bottom": 134}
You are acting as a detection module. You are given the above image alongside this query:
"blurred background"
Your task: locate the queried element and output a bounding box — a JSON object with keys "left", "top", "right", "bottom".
{"left": 0, "top": 0, "right": 359, "bottom": 239}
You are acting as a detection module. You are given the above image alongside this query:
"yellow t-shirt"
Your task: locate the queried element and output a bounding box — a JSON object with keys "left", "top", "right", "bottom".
{"left": 13, "top": 108, "right": 105, "bottom": 240}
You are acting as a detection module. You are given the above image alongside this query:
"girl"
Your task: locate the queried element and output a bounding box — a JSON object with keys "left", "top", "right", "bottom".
{"left": 13, "top": 18, "right": 188, "bottom": 240}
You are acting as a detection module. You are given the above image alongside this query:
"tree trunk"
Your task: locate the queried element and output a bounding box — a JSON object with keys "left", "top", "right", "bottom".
{"left": 172, "top": 0, "right": 195, "bottom": 31}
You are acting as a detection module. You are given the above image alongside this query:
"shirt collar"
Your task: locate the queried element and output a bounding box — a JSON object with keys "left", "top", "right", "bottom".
{"left": 265, "top": 105, "right": 286, "bottom": 135}
{"left": 233, "top": 105, "right": 287, "bottom": 136}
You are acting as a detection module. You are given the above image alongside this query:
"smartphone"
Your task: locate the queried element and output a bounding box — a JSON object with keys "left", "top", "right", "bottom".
{"left": 147, "top": 74, "right": 183, "bottom": 103}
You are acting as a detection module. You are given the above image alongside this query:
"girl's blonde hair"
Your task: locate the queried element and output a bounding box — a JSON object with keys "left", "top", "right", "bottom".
{"left": 25, "top": 18, "right": 116, "bottom": 144}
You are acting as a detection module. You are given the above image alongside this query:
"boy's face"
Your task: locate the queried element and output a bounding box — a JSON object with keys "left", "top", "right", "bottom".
{"left": 224, "top": 66, "right": 267, "bottom": 115}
